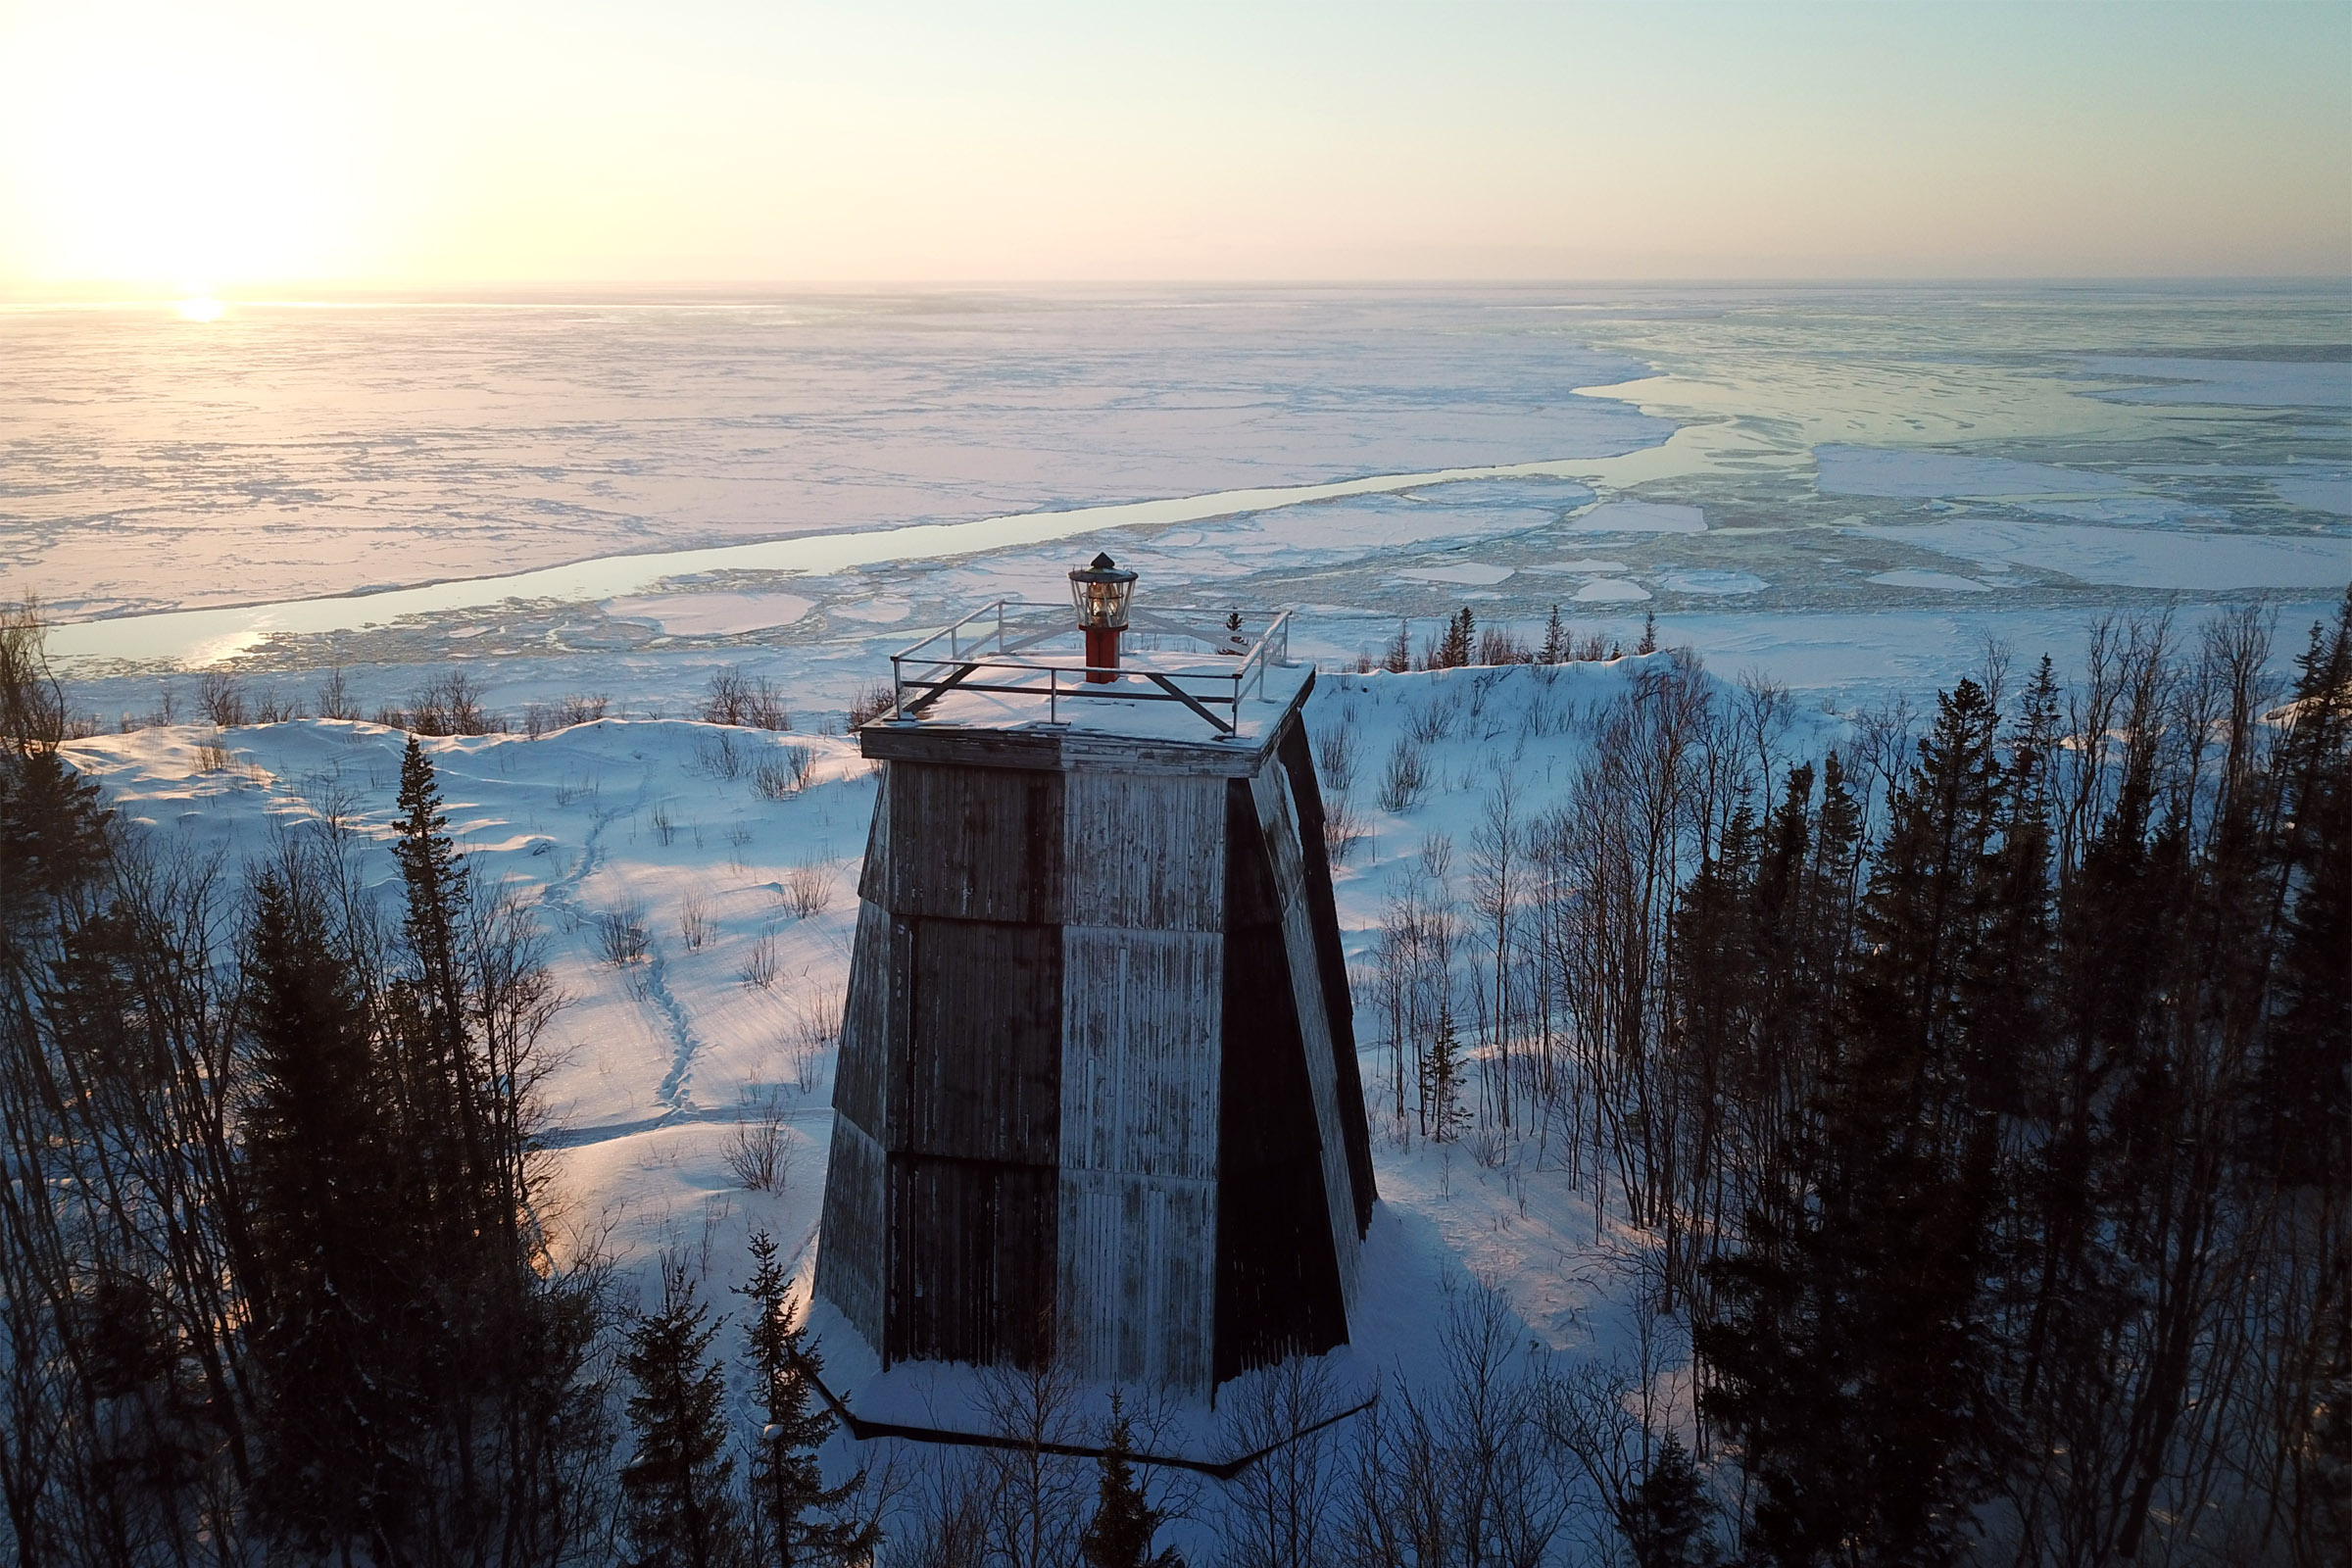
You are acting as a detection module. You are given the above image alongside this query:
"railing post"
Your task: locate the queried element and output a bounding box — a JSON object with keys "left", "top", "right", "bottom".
{"left": 1049, "top": 666, "right": 1058, "bottom": 724}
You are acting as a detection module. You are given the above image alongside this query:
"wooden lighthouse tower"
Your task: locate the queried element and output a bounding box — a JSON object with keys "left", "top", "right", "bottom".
{"left": 815, "top": 566, "right": 1375, "bottom": 1395}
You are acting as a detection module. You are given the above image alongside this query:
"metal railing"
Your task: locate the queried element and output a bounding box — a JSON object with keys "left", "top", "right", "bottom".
{"left": 885, "top": 601, "right": 1293, "bottom": 737}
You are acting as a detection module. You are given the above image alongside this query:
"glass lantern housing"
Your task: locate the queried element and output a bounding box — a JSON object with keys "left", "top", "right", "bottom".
{"left": 1069, "top": 553, "right": 1138, "bottom": 630}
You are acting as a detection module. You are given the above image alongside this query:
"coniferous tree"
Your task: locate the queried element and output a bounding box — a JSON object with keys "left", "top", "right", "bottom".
{"left": 1702, "top": 683, "right": 2009, "bottom": 1564}
{"left": 622, "top": 1261, "right": 746, "bottom": 1568}
{"left": 1435, "top": 608, "right": 1475, "bottom": 669}
{"left": 390, "top": 733, "right": 507, "bottom": 1252}
{"left": 1639, "top": 612, "right": 1657, "bottom": 656}
{"left": 1421, "top": 1004, "right": 1466, "bottom": 1142}
{"left": 1540, "top": 606, "right": 1568, "bottom": 664}
{"left": 383, "top": 736, "right": 613, "bottom": 1561}
{"left": 738, "top": 1230, "right": 874, "bottom": 1566}
{"left": 2256, "top": 599, "right": 2351, "bottom": 1190}
{"left": 0, "top": 749, "right": 109, "bottom": 932}
{"left": 1383, "top": 621, "right": 1412, "bottom": 675}
{"left": 238, "top": 867, "right": 416, "bottom": 1556}
{"left": 1080, "top": 1394, "right": 1182, "bottom": 1568}
{"left": 1623, "top": 1436, "right": 1717, "bottom": 1568}
{"left": 1665, "top": 792, "right": 1761, "bottom": 1298}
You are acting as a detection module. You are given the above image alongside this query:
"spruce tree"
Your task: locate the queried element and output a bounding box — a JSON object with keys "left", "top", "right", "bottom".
{"left": 737, "top": 1230, "right": 873, "bottom": 1566}
{"left": 238, "top": 870, "right": 416, "bottom": 1555}
{"left": 1420, "top": 1004, "right": 1466, "bottom": 1142}
{"left": 384, "top": 737, "right": 609, "bottom": 1560}
{"left": 621, "top": 1261, "right": 746, "bottom": 1568}
{"left": 1639, "top": 612, "right": 1657, "bottom": 656}
{"left": 390, "top": 734, "right": 502, "bottom": 1252}
{"left": 1702, "top": 685, "right": 2009, "bottom": 1564}
{"left": 394, "top": 733, "right": 467, "bottom": 1026}
{"left": 1079, "top": 1393, "right": 1182, "bottom": 1568}
{"left": 1956, "top": 660, "right": 2056, "bottom": 1113}
{"left": 1540, "top": 606, "right": 1568, "bottom": 664}
{"left": 2255, "top": 596, "right": 2351, "bottom": 1189}
{"left": 1436, "top": 608, "right": 1475, "bottom": 669}
{"left": 1383, "top": 621, "right": 1412, "bottom": 674}
{"left": 1623, "top": 1436, "right": 1717, "bottom": 1568}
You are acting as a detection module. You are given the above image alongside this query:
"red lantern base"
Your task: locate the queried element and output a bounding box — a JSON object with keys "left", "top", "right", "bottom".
{"left": 1084, "top": 625, "right": 1121, "bottom": 683}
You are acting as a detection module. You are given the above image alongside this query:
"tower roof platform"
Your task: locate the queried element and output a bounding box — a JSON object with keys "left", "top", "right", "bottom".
{"left": 862, "top": 601, "right": 1309, "bottom": 773}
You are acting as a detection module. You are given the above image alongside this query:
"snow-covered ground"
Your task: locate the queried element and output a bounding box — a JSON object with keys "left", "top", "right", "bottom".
{"left": 62, "top": 660, "right": 1733, "bottom": 1452}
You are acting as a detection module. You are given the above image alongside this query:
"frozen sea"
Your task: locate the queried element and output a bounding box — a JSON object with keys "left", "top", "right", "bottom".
{"left": 9, "top": 281, "right": 2348, "bottom": 714}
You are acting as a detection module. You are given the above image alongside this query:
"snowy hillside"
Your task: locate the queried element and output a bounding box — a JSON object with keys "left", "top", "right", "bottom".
{"left": 61, "top": 656, "right": 1744, "bottom": 1393}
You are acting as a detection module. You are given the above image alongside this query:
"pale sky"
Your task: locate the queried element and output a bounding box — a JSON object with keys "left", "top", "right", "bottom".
{"left": 0, "top": 0, "right": 2345, "bottom": 290}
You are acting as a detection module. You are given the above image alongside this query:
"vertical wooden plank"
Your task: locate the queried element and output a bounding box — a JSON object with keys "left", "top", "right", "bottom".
{"left": 1062, "top": 771, "right": 1226, "bottom": 931}
{"left": 815, "top": 1116, "right": 888, "bottom": 1352}
{"left": 857, "top": 762, "right": 892, "bottom": 906}
{"left": 1057, "top": 1169, "right": 1215, "bottom": 1390}
{"left": 886, "top": 761, "right": 1065, "bottom": 922}
{"left": 908, "top": 918, "right": 1062, "bottom": 1164}
{"left": 890, "top": 1155, "right": 1058, "bottom": 1368}
{"left": 1214, "top": 777, "right": 1348, "bottom": 1383}
{"left": 834, "top": 900, "right": 910, "bottom": 1143}
{"left": 1249, "top": 763, "right": 1365, "bottom": 1305}
{"left": 1275, "top": 718, "right": 1378, "bottom": 1231}
{"left": 1058, "top": 914, "right": 1221, "bottom": 1391}
{"left": 1059, "top": 926, "right": 1222, "bottom": 1180}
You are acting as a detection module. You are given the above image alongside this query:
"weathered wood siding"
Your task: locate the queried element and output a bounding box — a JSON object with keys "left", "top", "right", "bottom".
{"left": 1248, "top": 763, "right": 1365, "bottom": 1303}
{"left": 1059, "top": 926, "right": 1222, "bottom": 1179}
{"left": 1058, "top": 1169, "right": 1217, "bottom": 1387}
{"left": 1214, "top": 776, "right": 1348, "bottom": 1384}
{"left": 856, "top": 763, "right": 893, "bottom": 905}
{"left": 885, "top": 761, "right": 1064, "bottom": 922}
{"left": 1275, "top": 720, "right": 1379, "bottom": 1231}
{"left": 1054, "top": 770, "right": 1227, "bottom": 1388}
{"left": 1062, "top": 771, "right": 1225, "bottom": 931}
{"left": 834, "top": 899, "right": 910, "bottom": 1142}
{"left": 815, "top": 1117, "right": 888, "bottom": 1348}
{"left": 821, "top": 808, "right": 903, "bottom": 1353}
{"left": 907, "top": 918, "right": 1061, "bottom": 1164}
{"left": 1057, "top": 924, "right": 1222, "bottom": 1387}
{"left": 888, "top": 1155, "right": 1058, "bottom": 1367}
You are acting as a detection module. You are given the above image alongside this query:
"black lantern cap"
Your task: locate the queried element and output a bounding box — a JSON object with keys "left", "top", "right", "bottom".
{"left": 1069, "top": 552, "right": 1137, "bottom": 584}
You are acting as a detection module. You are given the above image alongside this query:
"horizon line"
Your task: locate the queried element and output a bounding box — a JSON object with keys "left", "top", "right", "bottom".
{"left": 5, "top": 273, "right": 2350, "bottom": 307}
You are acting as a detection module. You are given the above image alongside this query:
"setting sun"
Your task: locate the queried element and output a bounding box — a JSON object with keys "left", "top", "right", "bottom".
{"left": 173, "top": 295, "right": 224, "bottom": 322}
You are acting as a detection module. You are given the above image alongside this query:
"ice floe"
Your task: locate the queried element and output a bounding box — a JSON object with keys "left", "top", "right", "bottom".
{"left": 1523, "top": 558, "right": 1631, "bottom": 575}
{"left": 830, "top": 597, "right": 913, "bottom": 623}
{"left": 1395, "top": 563, "right": 1516, "bottom": 585}
{"left": 1869, "top": 569, "right": 1992, "bottom": 593}
{"left": 1854, "top": 520, "right": 2352, "bottom": 591}
{"left": 2273, "top": 474, "right": 2352, "bottom": 515}
{"left": 605, "top": 592, "right": 814, "bottom": 636}
{"left": 1817, "top": 445, "right": 2131, "bottom": 499}
{"left": 2079, "top": 357, "right": 2352, "bottom": 408}
{"left": 1658, "top": 568, "right": 1769, "bottom": 595}
{"left": 1573, "top": 577, "right": 1652, "bottom": 602}
{"left": 1562, "top": 500, "right": 1705, "bottom": 533}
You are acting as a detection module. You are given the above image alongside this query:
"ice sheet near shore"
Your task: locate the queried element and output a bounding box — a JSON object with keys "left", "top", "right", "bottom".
{"left": 0, "top": 292, "right": 1665, "bottom": 618}
{"left": 1851, "top": 519, "right": 2352, "bottom": 591}
{"left": 31, "top": 287, "right": 2350, "bottom": 706}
